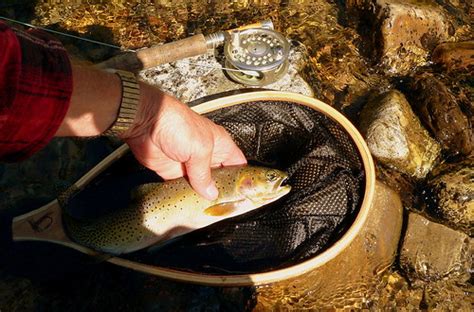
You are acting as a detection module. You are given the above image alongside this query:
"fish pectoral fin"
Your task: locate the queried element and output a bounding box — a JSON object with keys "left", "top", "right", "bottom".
{"left": 204, "top": 201, "right": 245, "bottom": 216}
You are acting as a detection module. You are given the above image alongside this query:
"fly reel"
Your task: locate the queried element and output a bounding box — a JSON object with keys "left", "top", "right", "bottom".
{"left": 97, "top": 20, "right": 290, "bottom": 86}
{"left": 223, "top": 28, "right": 290, "bottom": 86}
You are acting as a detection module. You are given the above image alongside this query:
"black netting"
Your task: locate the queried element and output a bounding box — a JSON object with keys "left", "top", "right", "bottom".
{"left": 64, "top": 100, "right": 365, "bottom": 274}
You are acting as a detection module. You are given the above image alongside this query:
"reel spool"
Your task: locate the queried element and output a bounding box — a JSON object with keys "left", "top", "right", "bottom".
{"left": 224, "top": 28, "right": 290, "bottom": 86}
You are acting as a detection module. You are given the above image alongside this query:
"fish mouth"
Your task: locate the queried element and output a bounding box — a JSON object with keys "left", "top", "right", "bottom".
{"left": 260, "top": 178, "right": 291, "bottom": 203}
{"left": 273, "top": 176, "right": 292, "bottom": 195}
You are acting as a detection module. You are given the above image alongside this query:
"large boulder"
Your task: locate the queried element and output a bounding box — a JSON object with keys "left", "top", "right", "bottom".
{"left": 406, "top": 73, "right": 473, "bottom": 156}
{"left": 346, "top": 0, "right": 454, "bottom": 75}
{"left": 425, "top": 158, "right": 474, "bottom": 235}
{"left": 359, "top": 90, "right": 441, "bottom": 179}
{"left": 400, "top": 213, "right": 471, "bottom": 283}
{"left": 432, "top": 41, "right": 474, "bottom": 73}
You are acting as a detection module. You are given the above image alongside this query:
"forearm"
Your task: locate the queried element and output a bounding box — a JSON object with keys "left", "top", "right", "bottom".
{"left": 55, "top": 64, "right": 122, "bottom": 137}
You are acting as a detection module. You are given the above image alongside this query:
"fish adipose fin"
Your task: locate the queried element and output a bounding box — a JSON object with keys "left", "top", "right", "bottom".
{"left": 204, "top": 201, "right": 245, "bottom": 216}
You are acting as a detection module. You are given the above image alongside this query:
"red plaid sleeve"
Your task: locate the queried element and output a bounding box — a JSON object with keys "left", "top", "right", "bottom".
{"left": 0, "top": 21, "right": 72, "bottom": 162}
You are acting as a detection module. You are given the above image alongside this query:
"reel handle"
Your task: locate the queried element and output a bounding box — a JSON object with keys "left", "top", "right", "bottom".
{"left": 97, "top": 34, "right": 208, "bottom": 72}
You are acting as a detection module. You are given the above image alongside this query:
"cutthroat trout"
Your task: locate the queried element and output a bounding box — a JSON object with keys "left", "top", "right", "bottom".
{"left": 64, "top": 165, "right": 291, "bottom": 255}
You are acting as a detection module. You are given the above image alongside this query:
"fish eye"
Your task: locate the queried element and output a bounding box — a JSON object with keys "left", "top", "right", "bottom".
{"left": 266, "top": 170, "right": 278, "bottom": 182}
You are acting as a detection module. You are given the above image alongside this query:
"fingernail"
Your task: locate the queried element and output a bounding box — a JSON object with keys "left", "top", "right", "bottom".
{"left": 206, "top": 183, "right": 218, "bottom": 200}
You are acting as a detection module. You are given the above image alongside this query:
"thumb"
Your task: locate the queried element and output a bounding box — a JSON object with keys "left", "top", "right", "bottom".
{"left": 185, "top": 152, "right": 218, "bottom": 201}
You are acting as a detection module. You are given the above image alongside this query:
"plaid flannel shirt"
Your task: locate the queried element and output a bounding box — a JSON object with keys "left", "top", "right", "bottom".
{"left": 0, "top": 21, "right": 72, "bottom": 161}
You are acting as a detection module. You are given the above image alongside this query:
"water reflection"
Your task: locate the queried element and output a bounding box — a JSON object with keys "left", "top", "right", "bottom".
{"left": 33, "top": 0, "right": 374, "bottom": 109}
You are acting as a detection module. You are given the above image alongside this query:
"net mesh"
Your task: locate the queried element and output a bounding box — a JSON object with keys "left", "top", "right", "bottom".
{"left": 65, "top": 100, "right": 365, "bottom": 274}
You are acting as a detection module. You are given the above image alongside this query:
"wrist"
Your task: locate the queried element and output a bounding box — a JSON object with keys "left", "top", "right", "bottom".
{"left": 103, "top": 70, "right": 140, "bottom": 137}
{"left": 119, "top": 82, "right": 164, "bottom": 139}
{"left": 56, "top": 64, "right": 122, "bottom": 137}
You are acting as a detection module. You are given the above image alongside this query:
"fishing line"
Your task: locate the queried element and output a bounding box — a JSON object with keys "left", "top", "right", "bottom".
{"left": 182, "top": 61, "right": 260, "bottom": 77}
{"left": 0, "top": 16, "right": 135, "bottom": 52}
{"left": 0, "top": 16, "right": 260, "bottom": 76}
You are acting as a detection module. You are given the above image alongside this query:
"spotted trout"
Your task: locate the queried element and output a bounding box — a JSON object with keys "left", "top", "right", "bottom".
{"left": 64, "top": 165, "right": 291, "bottom": 255}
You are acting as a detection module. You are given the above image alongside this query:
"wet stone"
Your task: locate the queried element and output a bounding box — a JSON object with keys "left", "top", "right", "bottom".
{"left": 139, "top": 42, "right": 313, "bottom": 103}
{"left": 359, "top": 90, "right": 441, "bottom": 179}
{"left": 432, "top": 41, "right": 474, "bottom": 73}
{"left": 400, "top": 213, "right": 472, "bottom": 283}
{"left": 425, "top": 158, "right": 474, "bottom": 236}
{"left": 347, "top": 0, "right": 454, "bottom": 75}
{"left": 375, "top": 165, "right": 418, "bottom": 211}
{"left": 406, "top": 73, "right": 473, "bottom": 156}
{"left": 423, "top": 279, "right": 474, "bottom": 311}
{"left": 371, "top": 271, "right": 424, "bottom": 310}
{"left": 0, "top": 138, "right": 118, "bottom": 216}
{"left": 0, "top": 272, "right": 38, "bottom": 311}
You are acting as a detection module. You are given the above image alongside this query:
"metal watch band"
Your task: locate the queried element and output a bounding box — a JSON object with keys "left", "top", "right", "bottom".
{"left": 103, "top": 70, "right": 140, "bottom": 137}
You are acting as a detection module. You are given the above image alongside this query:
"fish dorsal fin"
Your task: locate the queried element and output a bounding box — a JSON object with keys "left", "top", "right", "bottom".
{"left": 204, "top": 201, "right": 243, "bottom": 216}
{"left": 131, "top": 183, "right": 161, "bottom": 200}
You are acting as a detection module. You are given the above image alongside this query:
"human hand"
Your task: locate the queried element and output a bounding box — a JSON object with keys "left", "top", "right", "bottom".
{"left": 121, "top": 83, "right": 247, "bottom": 200}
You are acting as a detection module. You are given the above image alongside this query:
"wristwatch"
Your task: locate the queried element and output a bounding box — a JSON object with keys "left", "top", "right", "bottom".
{"left": 103, "top": 70, "right": 140, "bottom": 137}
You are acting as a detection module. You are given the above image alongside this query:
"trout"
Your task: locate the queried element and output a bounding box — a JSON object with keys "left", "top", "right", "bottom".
{"left": 64, "top": 165, "right": 291, "bottom": 255}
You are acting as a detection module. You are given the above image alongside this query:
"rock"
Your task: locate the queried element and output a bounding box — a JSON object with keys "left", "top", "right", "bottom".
{"left": 425, "top": 158, "right": 474, "bottom": 235}
{"left": 375, "top": 165, "right": 418, "bottom": 210}
{"left": 399, "top": 213, "right": 471, "bottom": 283}
{"left": 359, "top": 90, "right": 441, "bottom": 179}
{"left": 346, "top": 0, "right": 454, "bottom": 75}
{"left": 423, "top": 280, "right": 474, "bottom": 311}
{"left": 356, "top": 269, "right": 473, "bottom": 310}
{"left": 0, "top": 138, "right": 118, "bottom": 215}
{"left": 275, "top": 0, "right": 389, "bottom": 115}
{"left": 371, "top": 271, "right": 424, "bottom": 310}
{"left": 139, "top": 42, "right": 314, "bottom": 103}
{"left": 0, "top": 272, "right": 39, "bottom": 311}
{"left": 406, "top": 73, "right": 473, "bottom": 156}
{"left": 432, "top": 1, "right": 473, "bottom": 41}
{"left": 432, "top": 41, "right": 474, "bottom": 72}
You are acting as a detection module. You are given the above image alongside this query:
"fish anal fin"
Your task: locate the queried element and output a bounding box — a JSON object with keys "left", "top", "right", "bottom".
{"left": 204, "top": 200, "right": 246, "bottom": 216}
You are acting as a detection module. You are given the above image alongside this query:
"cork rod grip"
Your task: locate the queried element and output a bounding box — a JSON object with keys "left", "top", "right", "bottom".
{"left": 137, "top": 34, "right": 208, "bottom": 69}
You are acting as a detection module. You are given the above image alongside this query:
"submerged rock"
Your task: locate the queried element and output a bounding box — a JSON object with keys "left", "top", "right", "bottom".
{"left": 400, "top": 213, "right": 471, "bottom": 283}
{"left": 425, "top": 158, "right": 474, "bottom": 235}
{"left": 432, "top": 41, "right": 474, "bottom": 73}
{"left": 347, "top": 0, "right": 454, "bottom": 75}
{"left": 0, "top": 272, "right": 38, "bottom": 311}
{"left": 372, "top": 271, "right": 423, "bottom": 310}
{"left": 376, "top": 165, "right": 418, "bottom": 210}
{"left": 423, "top": 280, "right": 474, "bottom": 311}
{"left": 359, "top": 90, "right": 441, "bottom": 179}
{"left": 373, "top": 270, "right": 473, "bottom": 311}
{"left": 0, "top": 138, "right": 117, "bottom": 216}
{"left": 406, "top": 73, "right": 473, "bottom": 156}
